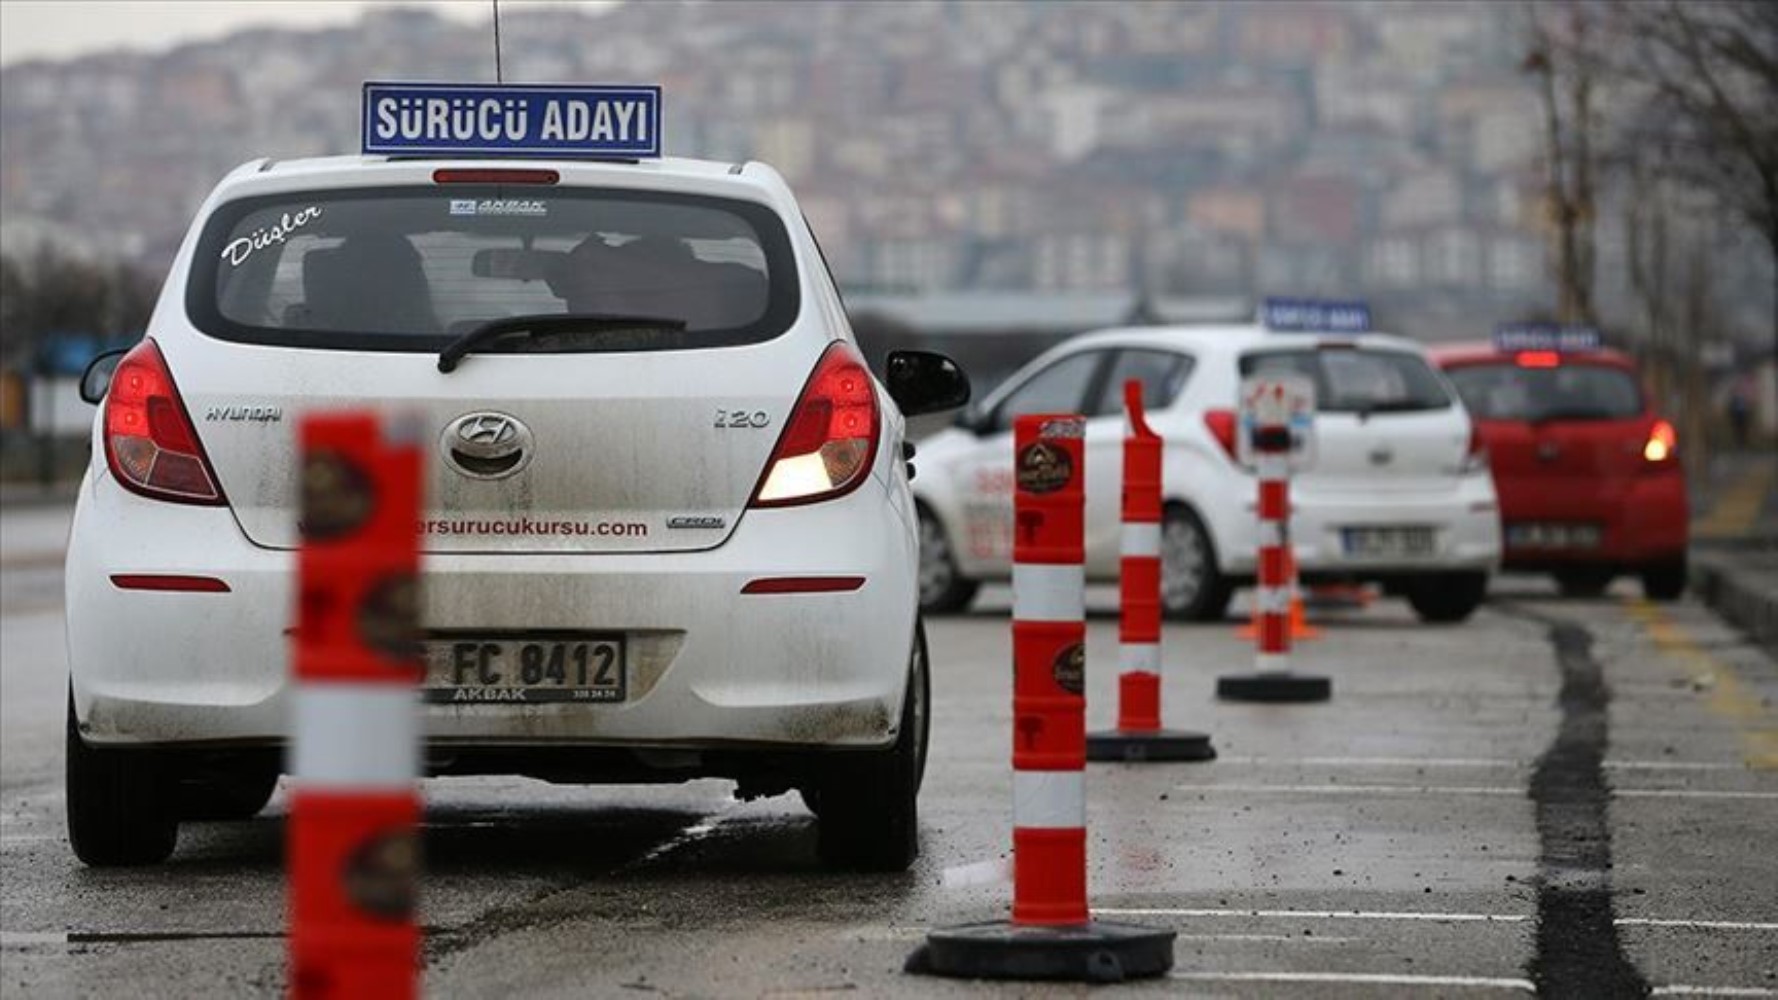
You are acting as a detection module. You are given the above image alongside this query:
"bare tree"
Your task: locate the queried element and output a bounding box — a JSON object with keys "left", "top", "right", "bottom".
{"left": 1609, "top": 0, "right": 1778, "bottom": 357}
{"left": 1524, "top": 2, "right": 1603, "bottom": 325}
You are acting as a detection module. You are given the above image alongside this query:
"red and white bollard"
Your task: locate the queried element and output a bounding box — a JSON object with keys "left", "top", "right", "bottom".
{"left": 1086, "top": 380, "right": 1215, "bottom": 762}
{"left": 289, "top": 412, "right": 424, "bottom": 999}
{"left": 909, "top": 414, "right": 1173, "bottom": 983}
{"left": 1217, "top": 400, "right": 1330, "bottom": 703}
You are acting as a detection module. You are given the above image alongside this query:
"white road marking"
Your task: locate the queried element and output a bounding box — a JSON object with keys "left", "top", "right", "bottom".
{"left": 0, "top": 931, "right": 67, "bottom": 947}
{"left": 939, "top": 857, "right": 1011, "bottom": 889}
{"left": 1172, "top": 933, "right": 1356, "bottom": 943}
{"left": 1098, "top": 908, "right": 1778, "bottom": 933}
{"left": 1619, "top": 918, "right": 1778, "bottom": 932}
{"left": 1096, "top": 907, "right": 1528, "bottom": 923}
{"left": 1650, "top": 988, "right": 1778, "bottom": 997}
{"left": 1169, "top": 971, "right": 1534, "bottom": 992}
{"left": 1215, "top": 755, "right": 1752, "bottom": 772}
{"left": 1172, "top": 783, "right": 1778, "bottom": 801}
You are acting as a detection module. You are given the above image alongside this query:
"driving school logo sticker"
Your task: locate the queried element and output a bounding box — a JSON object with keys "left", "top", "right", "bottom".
{"left": 1052, "top": 642, "right": 1085, "bottom": 695}
{"left": 1016, "top": 442, "right": 1072, "bottom": 495}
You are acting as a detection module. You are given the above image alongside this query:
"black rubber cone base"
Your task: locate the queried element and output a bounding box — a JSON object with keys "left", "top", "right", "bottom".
{"left": 1216, "top": 672, "right": 1331, "bottom": 703}
{"left": 1086, "top": 728, "right": 1216, "bottom": 763}
{"left": 906, "top": 920, "right": 1175, "bottom": 983}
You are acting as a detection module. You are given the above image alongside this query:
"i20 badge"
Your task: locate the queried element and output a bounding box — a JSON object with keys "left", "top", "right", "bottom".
{"left": 441, "top": 411, "right": 534, "bottom": 480}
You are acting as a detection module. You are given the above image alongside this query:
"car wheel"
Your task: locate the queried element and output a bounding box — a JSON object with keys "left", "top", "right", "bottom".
{"left": 916, "top": 504, "right": 979, "bottom": 615}
{"left": 810, "top": 619, "right": 927, "bottom": 872}
{"left": 66, "top": 692, "right": 178, "bottom": 866}
{"left": 178, "top": 757, "right": 280, "bottom": 821}
{"left": 1642, "top": 559, "right": 1687, "bottom": 602}
{"left": 1161, "top": 505, "right": 1232, "bottom": 622}
{"left": 1406, "top": 572, "right": 1489, "bottom": 623}
{"left": 1554, "top": 568, "right": 1614, "bottom": 598}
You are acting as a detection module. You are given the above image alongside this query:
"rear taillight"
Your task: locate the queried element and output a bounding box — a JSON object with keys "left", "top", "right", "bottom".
{"left": 750, "top": 342, "right": 880, "bottom": 507}
{"left": 1461, "top": 424, "right": 1490, "bottom": 475}
{"left": 1203, "top": 409, "right": 1239, "bottom": 462}
{"left": 103, "top": 339, "right": 225, "bottom": 505}
{"left": 1644, "top": 419, "right": 1677, "bottom": 463}
{"left": 1516, "top": 351, "right": 1561, "bottom": 368}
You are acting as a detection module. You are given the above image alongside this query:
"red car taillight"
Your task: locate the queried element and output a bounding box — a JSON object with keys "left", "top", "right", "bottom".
{"left": 1644, "top": 419, "right": 1677, "bottom": 464}
{"left": 103, "top": 339, "right": 226, "bottom": 505}
{"left": 750, "top": 341, "right": 880, "bottom": 508}
{"left": 1203, "top": 409, "right": 1239, "bottom": 462}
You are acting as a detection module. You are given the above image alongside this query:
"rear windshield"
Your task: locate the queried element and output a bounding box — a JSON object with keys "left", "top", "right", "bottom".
{"left": 186, "top": 185, "right": 800, "bottom": 352}
{"left": 1238, "top": 347, "right": 1453, "bottom": 414}
{"left": 1445, "top": 362, "right": 1643, "bottom": 421}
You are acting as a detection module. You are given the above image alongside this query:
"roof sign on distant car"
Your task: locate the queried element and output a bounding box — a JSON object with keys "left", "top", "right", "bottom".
{"left": 1258, "top": 297, "right": 1372, "bottom": 334}
{"left": 1493, "top": 323, "right": 1601, "bottom": 354}
{"left": 362, "top": 82, "right": 662, "bottom": 158}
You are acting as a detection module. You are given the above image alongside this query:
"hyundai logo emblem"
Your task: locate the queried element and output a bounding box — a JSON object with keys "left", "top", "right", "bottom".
{"left": 441, "top": 411, "right": 533, "bottom": 479}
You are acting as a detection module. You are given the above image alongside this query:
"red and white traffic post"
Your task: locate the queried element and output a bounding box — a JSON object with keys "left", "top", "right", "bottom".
{"left": 289, "top": 412, "right": 424, "bottom": 999}
{"left": 1086, "top": 380, "right": 1214, "bottom": 762}
{"left": 1217, "top": 378, "right": 1331, "bottom": 703}
{"left": 909, "top": 414, "right": 1173, "bottom": 983}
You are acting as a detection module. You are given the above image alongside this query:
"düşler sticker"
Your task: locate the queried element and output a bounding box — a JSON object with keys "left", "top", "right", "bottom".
{"left": 220, "top": 206, "right": 322, "bottom": 267}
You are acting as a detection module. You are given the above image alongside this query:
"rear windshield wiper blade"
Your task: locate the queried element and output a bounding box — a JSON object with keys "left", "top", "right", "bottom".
{"left": 437, "top": 312, "right": 688, "bottom": 373}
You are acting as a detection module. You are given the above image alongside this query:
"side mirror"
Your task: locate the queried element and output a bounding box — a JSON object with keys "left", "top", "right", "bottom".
{"left": 80, "top": 349, "right": 128, "bottom": 405}
{"left": 885, "top": 350, "right": 971, "bottom": 417}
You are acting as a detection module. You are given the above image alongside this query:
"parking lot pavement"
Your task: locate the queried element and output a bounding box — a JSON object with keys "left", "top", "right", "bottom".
{"left": 3, "top": 504, "right": 1775, "bottom": 996}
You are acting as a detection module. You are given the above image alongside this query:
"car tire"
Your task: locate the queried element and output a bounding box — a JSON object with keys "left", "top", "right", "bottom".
{"left": 1161, "top": 505, "right": 1233, "bottom": 622}
{"left": 916, "top": 504, "right": 979, "bottom": 615}
{"left": 810, "top": 619, "right": 928, "bottom": 872}
{"left": 1554, "top": 568, "right": 1614, "bottom": 598}
{"left": 1405, "top": 572, "right": 1489, "bottom": 623}
{"left": 66, "top": 692, "right": 178, "bottom": 866}
{"left": 1642, "top": 559, "right": 1687, "bottom": 602}
{"left": 178, "top": 758, "right": 280, "bottom": 821}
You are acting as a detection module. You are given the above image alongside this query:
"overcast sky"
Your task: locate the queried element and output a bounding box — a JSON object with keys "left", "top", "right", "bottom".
{"left": 0, "top": 1, "right": 595, "bottom": 66}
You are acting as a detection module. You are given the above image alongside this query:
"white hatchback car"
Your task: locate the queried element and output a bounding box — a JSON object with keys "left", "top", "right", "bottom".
{"left": 66, "top": 153, "right": 968, "bottom": 868}
{"left": 913, "top": 324, "right": 1500, "bottom": 623}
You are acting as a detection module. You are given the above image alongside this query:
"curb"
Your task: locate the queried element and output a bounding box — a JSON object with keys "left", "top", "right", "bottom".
{"left": 1690, "top": 551, "right": 1778, "bottom": 660}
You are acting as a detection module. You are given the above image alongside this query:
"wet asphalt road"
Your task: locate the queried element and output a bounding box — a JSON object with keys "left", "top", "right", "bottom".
{"left": 3, "top": 503, "right": 1776, "bottom": 998}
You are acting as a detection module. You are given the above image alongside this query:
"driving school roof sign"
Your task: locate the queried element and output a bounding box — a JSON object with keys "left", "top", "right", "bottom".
{"left": 1258, "top": 297, "right": 1372, "bottom": 334}
{"left": 1493, "top": 323, "right": 1602, "bottom": 353}
{"left": 363, "top": 83, "right": 661, "bottom": 158}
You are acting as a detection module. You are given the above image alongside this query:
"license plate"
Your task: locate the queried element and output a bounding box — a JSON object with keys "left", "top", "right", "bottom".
{"left": 1341, "top": 526, "right": 1437, "bottom": 558}
{"left": 1506, "top": 522, "right": 1601, "bottom": 550}
{"left": 422, "top": 635, "right": 625, "bottom": 704}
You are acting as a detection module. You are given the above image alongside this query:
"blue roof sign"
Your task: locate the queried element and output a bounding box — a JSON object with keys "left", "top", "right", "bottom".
{"left": 362, "top": 83, "right": 662, "bottom": 158}
{"left": 1259, "top": 297, "right": 1372, "bottom": 334}
{"left": 1494, "top": 323, "right": 1602, "bottom": 353}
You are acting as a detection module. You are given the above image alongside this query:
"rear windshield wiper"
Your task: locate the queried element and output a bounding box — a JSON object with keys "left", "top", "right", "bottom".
{"left": 437, "top": 312, "right": 688, "bottom": 373}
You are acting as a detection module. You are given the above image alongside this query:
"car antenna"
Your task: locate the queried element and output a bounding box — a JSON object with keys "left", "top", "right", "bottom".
{"left": 491, "top": 0, "right": 504, "bottom": 83}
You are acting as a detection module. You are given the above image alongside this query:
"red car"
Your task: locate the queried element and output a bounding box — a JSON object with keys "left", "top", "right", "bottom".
{"left": 1432, "top": 338, "right": 1688, "bottom": 599}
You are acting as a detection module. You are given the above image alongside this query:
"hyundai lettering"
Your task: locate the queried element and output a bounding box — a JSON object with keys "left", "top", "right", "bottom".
{"left": 63, "top": 83, "right": 970, "bottom": 869}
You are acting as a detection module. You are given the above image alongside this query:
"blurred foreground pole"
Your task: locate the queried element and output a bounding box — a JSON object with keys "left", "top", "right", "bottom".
{"left": 289, "top": 412, "right": 423, "bottom": 1000}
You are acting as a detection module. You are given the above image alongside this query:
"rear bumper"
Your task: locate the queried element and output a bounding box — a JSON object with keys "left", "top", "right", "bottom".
{"left": 1496, "top": 470, "right": 1688, "bottom": 569}
{"left": 1218, "top": 473, "right": 1501, "bottom": 578}
{"left": 66, "top": 471, "right": 917, "bottom": 754}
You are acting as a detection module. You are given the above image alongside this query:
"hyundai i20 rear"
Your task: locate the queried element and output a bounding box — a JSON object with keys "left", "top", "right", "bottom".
{"left": 65, "top": 155, "right": 966, "bottom": 869}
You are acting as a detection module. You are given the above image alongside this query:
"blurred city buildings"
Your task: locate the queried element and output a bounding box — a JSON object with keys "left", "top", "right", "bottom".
{"left": 0, "top": 1, "right": 1771, "bottom": 347}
